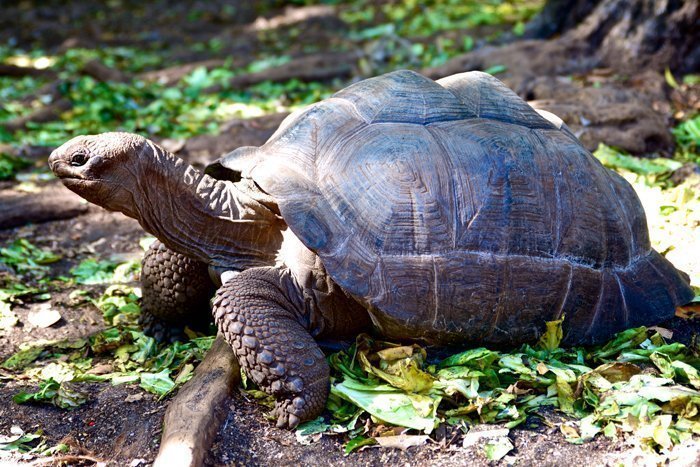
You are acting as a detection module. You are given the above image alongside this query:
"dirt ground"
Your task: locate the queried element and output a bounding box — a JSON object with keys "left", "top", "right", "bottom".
{"left": 1, "top": 1, "right": 699, "bottom": 466}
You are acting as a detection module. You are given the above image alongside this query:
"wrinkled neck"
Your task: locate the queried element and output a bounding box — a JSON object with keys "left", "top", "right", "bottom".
{"left": 133, "top": 143, "right": 283, "bottom": 269}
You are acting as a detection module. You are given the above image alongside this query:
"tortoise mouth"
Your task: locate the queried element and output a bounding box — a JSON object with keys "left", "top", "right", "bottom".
{"left": 50, "top": 158, "right": 82, "bottom": 179}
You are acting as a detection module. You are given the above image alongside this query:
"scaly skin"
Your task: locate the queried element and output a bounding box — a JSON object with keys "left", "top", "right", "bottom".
{"left": 140, "top": 239, "right": 215, "bottom": 342}
{"left": 212, "top": 267, "right": 329, "bottom": 428}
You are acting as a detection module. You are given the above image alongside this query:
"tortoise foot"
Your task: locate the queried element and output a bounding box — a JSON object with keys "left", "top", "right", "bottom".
{"left": 139, "top": 311, "right": 187, "bottom": 343}
{"left": 212, "top": 267, "right": 330, "bottom": 429}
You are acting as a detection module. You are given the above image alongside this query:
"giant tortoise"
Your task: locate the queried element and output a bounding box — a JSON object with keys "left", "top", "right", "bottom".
{"left": 49, "top": 70, "right": 693, "bottom": 428}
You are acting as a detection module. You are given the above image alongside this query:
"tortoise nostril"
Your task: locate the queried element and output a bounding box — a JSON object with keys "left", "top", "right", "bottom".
{"left": 70, "top": 152, "right": 89, "bottom": 167}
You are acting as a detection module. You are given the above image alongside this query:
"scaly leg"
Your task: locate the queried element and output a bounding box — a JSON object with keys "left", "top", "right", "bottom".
{"left": 212, "top": 267, "right": 329, "bottom": 428}
{"left": 140, "top": 240, "right": 215, "bottom": 342}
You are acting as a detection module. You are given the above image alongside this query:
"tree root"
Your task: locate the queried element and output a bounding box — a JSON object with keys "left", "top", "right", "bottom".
{"left": 153, "top": 334, "right": 240, "bottom": 467}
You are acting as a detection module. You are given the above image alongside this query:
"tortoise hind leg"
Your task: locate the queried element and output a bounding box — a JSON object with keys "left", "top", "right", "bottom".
{"left": 140, "top": 240, "right": 215, "bottom": 342}
{"left": 212, "top": 267, "right": 329, "bottom": 428}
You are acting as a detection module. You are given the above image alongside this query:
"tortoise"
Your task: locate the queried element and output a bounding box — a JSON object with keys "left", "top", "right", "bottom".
{"left": 48, "top": 70, "right": 694, "bottom": 428}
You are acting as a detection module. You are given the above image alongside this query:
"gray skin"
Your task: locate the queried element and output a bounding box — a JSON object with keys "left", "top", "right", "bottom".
{"left": 48, "top": 132, "right": 371, "bottom": 428}
{"left": 48, "top": 70, "right": 694, "bottom": 429}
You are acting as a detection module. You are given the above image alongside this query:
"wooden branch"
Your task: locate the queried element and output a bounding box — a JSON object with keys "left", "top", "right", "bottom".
{"left": 140, "top": 59, "right": 230, "bottom": 86}
{"left": 153, "top": 334, "right": 240, "bottom": 467}
{"left": 204, "top": 51, "right": 359, "bottom": 93}
{"left": 82, "top": 59, "right": 130, "bottom": 83}
{"left": 0, "top": 64, "right": 56, "bottom": 79}
{"left": 0, "top": 185, "right": 88, "bottom": 229}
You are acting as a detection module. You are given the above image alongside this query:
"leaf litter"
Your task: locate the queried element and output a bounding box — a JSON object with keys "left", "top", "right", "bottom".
{"left": 1, "top": 242, "right": 216, "bottom": 411}
{"left": 294, "top": 317, "right": 700, "bottom": 455}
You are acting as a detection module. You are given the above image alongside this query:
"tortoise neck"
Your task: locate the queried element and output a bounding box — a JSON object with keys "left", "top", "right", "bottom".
{"left": 134, "top": 143, "right": 283, "bottom": 270}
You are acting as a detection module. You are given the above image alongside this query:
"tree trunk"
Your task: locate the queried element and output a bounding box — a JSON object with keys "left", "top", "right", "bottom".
{"left": 527, "top": 0, "right": 700, "bottom": 73}
{"left": 523, "top": 0, "right": 601, "bottom": 39}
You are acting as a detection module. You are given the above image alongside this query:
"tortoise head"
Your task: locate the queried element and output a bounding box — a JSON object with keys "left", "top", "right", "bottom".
{"left": 49, "top": 132, "right": 149, "bottom": 216}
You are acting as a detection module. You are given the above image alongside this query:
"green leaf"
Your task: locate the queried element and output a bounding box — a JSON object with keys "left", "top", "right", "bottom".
{"left": 438, "top": 347, "right": 499, "bottom": 370}
{"left": 13, "top": 378, "right": 87, "bottom": 409}
{"left": 593, "top": 144, "right": 682, "bottom": 176}
{"left": 671, "top": 360, "right": 700, "bottom": 389}
{"left": 0, "top": 430, "right": 41, "bottom": 452}
{"left": 555, "top": 376, "right": 577, "bottom": 416}
{"left": 71, "top": 258, "right": 117, "bottom": 284}
{"left": 593, "top": 327, "right": 649, "bottom": 359}
{"left": 356, "top": 339, "right": 434, "bottom": 393}
{"left": 483, "top": 436, "right": 514, "bottom": 461}
{"left": 2, "top": 346, "right": 45, "bottom": 370}
{"left": 665, "top": 67, "right": 680, "bottom": 89}
{"left": 0, "top": 239, "right": 61, "bottom": 277}
{"left": 332, "top": 378, "right": 439, "bottom": 433}
{"left": 483, "top": 64, "right": 507, "bottom": 75}
{"left": 295, "top": 417, "right": 330, "bottom": 445}
{"left": 140, "top": 369, "right": 176, "bottom": 396}
{"left": 344, "top": 435, "right": 377, "bottom": 454}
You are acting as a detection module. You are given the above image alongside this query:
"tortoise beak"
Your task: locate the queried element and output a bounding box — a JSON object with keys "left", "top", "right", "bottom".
{"left": 49, "top": 141, "right": 90, "bottom": 180}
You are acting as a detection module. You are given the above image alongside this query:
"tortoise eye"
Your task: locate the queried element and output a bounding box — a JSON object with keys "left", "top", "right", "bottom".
{"left": 70, "top": 152, "right": 89, "bottom": 166}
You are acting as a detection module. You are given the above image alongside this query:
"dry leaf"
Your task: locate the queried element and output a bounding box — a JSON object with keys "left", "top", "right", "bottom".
{"left": 374, "top": 435, "right": 429, "bottom": 450}
{"left": 26, "top": 303, "right": 62, "bottom": 328}
{"left": 125, "top": 393, "right": 145, "bottom": 403}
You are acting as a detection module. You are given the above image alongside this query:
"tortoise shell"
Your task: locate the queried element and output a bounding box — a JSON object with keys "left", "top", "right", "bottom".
{"left": 208, "top": 70, "right": 693, "bottom": 346}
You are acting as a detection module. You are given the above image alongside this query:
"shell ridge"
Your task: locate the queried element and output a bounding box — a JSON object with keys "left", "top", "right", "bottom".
{"left": 425, "top": 125, "right": 460, "bottom": 249}
{"left": 614, "top": 273, "right": 630, "bottom": 325}
{"left": 584, "top": 271, "right": 607, "bottom": 339}
{"left": 330, "top": 96, "right": 370, "bottom": 124}
{"left": 530, "top": 128, "right": 562, "bottom": 253}
{"left": 554, "top": 262, "right": 574, "bottom": 320}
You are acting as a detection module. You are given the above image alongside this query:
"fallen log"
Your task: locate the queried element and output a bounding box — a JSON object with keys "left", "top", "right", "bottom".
{"left": 153, "top": 334, "right": 240, "bottom": 467}
{"left": 82, "top": 59, "right": 130, "bottom": 83}
{"left": 0, "top": 63, "right": 56, "bottom": 79}
{"left": 0, "top": 184, "right": 88, "bottom": 229}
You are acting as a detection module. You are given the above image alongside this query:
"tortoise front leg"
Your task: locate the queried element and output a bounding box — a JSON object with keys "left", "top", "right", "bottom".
{"left": 212, "top": 267, "right": 329, "bottom": 428}
{"left": 140, "top": 240, "right": 215, "bottom": 342}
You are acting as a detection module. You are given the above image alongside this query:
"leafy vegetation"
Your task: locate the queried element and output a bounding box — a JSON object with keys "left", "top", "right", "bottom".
{"left": 0, "top": 152, "right": 31, "bottom": 181}
{"left": 0, "top": 239, "right": 61, "bottom": 278}
{"left": 302, "top": 320, "right": 700, "bottom": 453}
{"left": 0, "top": 426, "right": 68, "bottom": 456}
{"left": 674, "top": 115, "right": 700, "bottom": 163}
{"left": 593, "top": 144, "right": 700, "bottom": 287}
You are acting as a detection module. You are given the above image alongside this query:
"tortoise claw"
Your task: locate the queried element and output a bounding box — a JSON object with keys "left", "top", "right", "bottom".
{"left": 272, "top": 399, "right": 302, "bottom": 429}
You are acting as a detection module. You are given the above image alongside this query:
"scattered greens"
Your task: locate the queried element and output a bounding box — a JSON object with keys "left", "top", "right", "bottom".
{"left": 300, "top": 320, "right": 700, "bottom": 453}
{"left": 594, "top": 143, "right": 682, "bottom": 177}
{"left": 0, "top": 239, "right": 61, "bottom": 278}
{"left": 71, "top": 258, "right": 140, "bottom": 285}
{"left": 673, "top": 115, "right": 700, "bottom": 163}
{"left": 13, "top": 378, "right": 88, "bottom": 409}
{"left": 0, "top": 426, "right": 69, "bottom": 456}
{"left": 593, "top": 144, "right": 700, "bottom": 287}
